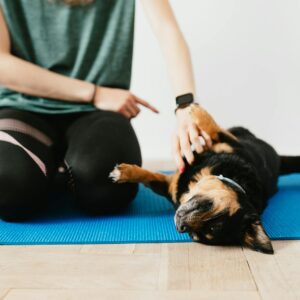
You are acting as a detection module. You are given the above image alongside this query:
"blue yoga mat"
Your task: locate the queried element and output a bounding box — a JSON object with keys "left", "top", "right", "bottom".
{"left": 0, "top": 173, "right": 300, "bottom": 245}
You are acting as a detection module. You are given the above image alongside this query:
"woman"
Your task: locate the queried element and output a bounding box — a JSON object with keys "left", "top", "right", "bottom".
{"left": 0, "top": 0, "right": 210, "bottom": 222}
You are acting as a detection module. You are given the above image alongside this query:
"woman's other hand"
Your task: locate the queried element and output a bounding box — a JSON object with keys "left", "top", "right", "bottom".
{"left": 94, "top": 86, "right": 159, "bottom": 119}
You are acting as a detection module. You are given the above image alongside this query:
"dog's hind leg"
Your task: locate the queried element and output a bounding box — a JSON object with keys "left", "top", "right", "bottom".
{"left": 109, "top": 163, "right": 179, "bottom": 204}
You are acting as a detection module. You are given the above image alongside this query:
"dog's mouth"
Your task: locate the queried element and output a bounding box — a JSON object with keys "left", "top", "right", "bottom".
{"left": 175, "top": 204, "right": 230, "bottom": 247}
{"left": 175, "top": 197, "right": 214, "bottom": 233}
{"left": 174, "top": 195, "right": 213, "bottom": 233}
{"left": 175, "top": 208, "right": 203, "bottom": 233}
{"left": 175, "top": 214, "right": 209, "bottom": 243}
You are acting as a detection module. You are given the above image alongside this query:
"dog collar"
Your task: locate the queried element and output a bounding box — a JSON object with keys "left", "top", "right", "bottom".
{"left": 216, "top": 174, "right": 246, "bottom": 194}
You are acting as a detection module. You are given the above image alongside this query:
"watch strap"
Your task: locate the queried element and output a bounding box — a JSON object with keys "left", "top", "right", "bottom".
{"left": 176, "top": 93, "right": 194, "bottom": 106}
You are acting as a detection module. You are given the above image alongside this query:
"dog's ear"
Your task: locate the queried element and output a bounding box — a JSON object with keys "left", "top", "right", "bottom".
{"left": 242, "top": 214, "right": 274, "bottom": 254}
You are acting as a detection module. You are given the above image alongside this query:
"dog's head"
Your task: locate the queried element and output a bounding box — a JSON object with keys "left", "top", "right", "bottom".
{"left": 174, "top": 173, "right": 273, "bottom": 254}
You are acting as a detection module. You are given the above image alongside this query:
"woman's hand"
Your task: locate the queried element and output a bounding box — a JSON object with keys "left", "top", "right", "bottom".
{"left": 94, "top": 86, "right": 159, "bottom": 119}
{"left": 173, "top": 106, "right": 212, "bottom": 172}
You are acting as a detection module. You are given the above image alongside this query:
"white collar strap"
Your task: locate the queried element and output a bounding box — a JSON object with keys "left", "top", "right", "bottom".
{"left": 216, "top": 174, "right": 246, "bottom": 194}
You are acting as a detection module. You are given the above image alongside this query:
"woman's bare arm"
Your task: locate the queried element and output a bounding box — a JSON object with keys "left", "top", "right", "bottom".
{"left": 0, "top": 6, "right": 159, "bottom": 118}
{"left": 140, "top": 0, "right": 195, "bottom": 96}
{"left": 141, "top": 0, "right": 211, "bottom": 172}
{"left": 0, "top": 7, "right": 94, "bottom": 103}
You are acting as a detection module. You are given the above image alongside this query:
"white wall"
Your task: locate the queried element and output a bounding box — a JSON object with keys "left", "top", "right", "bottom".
{"left": 131, "top": 0, "right": 300, "bottom": 161}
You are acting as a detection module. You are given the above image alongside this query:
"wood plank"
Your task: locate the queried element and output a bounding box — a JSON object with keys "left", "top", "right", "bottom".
{"left": 0, "top": 248, "right": 160, "bottom": 290}
{"left": 133, "top": 243, "right": 161, "bottom": 255}
{"left": 4, "top": 289, "right": 261, "bottom": 300}
{"left": 0, "top": 245, "right": 82, "bottom": 254}
{"left": 158, "top": 244, "right": 169, "bottom": 290}
{"left": 81, "top": 243, "right": 162, "bottom": 256}
{"left": 275, "top": 258, "right": 300, "bottom": 294}
{"left": 243, "top": 241, "right": 297, "bottom": 300}
{"left": 273, "top": 241, "right": 300, "bottom": 292}
{"left": 158, "top": 243, "right": 190, "bottom": 290}
{"left": 80, "top": 244, "right": 135, "bottom": 255}
{"left": 0, "top": 241, "right": 299, "bottom": 297}
{"left": 188, "top": 243, "right": 256, "bottom": 290}
{"left": 273, "top": 240, "right": 300, "bottom": 260}
{"left": 0, "top": 290, "right": 9, "bottom": 300}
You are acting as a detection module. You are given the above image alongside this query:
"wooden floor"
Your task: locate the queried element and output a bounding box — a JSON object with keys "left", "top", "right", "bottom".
{"left": 0, "top": 162, "right": 299, "bottom": 300}
{"left": 1, "top": 242, "right": 300, "bottom": 300}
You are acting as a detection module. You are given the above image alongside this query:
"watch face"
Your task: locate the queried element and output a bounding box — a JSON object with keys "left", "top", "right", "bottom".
{"left": 176, "top": 93, "right": 194, "bottom": 105}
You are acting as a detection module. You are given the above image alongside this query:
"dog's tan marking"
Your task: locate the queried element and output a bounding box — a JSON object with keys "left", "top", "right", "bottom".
{"left": 189, "top": 104, "right": 221, "bottom": 141}
{"left": 191, "top": 233, "right": 200, "bottom": 241}
{"left": 197, "top": 167, "right": 212, "bottom": 177}
{"left": 189, "top": 103, "right": 238, "bottom": 142}
{"left": 205, "top": 233, "right": 214, "bottom": 240}
{"left": 244, "top": 221, "right": 268, "bottom": 246}
{"left": 198, "top": 176, "right": 240, "bottom": 216}
{"left": 244, "top": 232, "right": 254, "bottom": 246}
{"left": 192, "top": 167, "right": 212, "bottom": 182}
{"left": 168, "top": 171, "right": 180, "bottom": 203}
{"left": 179, "top": 167, "right": 213, "bottom": 204}
{"left": 212, "top": 143, "right": 234, "bottom": 154}
{"left": 181, "top": 175, "right": 240, "bottom": 216}
{"left": 244, "top": 222, "right": 273, "bottom": 253}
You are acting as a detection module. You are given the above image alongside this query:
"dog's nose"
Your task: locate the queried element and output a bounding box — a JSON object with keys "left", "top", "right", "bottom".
{"left": 178, "top": 224, "right": 188, "bottom": 233}
{"left": 176, "top": 221, "right": 189, "bottom": 233}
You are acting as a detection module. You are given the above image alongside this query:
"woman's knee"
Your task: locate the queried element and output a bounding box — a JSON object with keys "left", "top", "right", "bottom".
{"left": 69, "top": 156, "right": 139, "bottom": 215}
{"left": 66, "top": 110, "right": 143, "bottom": 215}
{"left": 74, "top": 180, "right": 138, "bottom": 215}
{"left": 67, "top": 110, "right": 142, "bottom": 169}
{"left": 0, "top": 179, "right": 49, "bottom": 222}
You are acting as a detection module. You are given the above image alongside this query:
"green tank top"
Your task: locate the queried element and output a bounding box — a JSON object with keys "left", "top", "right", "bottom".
{"left": 0, "top": 0, "right": 135, "bottom": 114}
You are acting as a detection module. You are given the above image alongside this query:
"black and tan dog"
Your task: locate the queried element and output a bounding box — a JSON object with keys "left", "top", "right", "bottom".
{"left": 109, "top": 104, "right": 300, "bottom": 254}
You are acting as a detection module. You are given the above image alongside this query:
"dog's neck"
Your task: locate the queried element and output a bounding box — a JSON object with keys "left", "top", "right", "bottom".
{"left": 215, "top": 174, "right": 246, "bottom": 194}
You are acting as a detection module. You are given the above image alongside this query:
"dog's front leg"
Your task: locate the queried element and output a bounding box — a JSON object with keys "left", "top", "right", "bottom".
{"left": 109, "top": 163, "right": 178, "bottom": 204}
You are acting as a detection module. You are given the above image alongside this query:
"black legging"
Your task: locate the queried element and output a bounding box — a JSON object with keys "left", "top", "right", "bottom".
{"left": 0, "top": 107, "right": 142, "bottom": 222}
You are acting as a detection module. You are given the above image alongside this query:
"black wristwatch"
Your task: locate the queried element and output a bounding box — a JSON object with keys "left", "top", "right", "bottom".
{"left": 175, "top": 93, "right": 194, "bottom": 113}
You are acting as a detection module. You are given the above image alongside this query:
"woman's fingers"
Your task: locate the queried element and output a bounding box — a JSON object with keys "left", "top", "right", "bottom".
{"left": 174, "top": 110, "right": 213, "bottom": 168}
{"left": 201, "top": 130, "right": 212, "bottom": 148}
{"left": 177, "top": 128, "right": 212, "bottom": 166}
{"left": 179, "top": 129, "right": 194, "bottom": 165}
{"left": 173, "top": 134, "right": 185, "bottom": 172}
{"left": 126, "top": 100, "right": 140, "bottom": 118}
{"left": 134, "top": 96, "right": 159, "bottom": 113}
{"left": 119, "top": 107, "right": 132, "bottom": 119}
{"left": 189, "top": 124, "right": 203, "bottom": 153}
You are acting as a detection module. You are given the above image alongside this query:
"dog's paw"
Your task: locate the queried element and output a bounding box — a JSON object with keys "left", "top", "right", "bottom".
{"left": 109, "top": 164, "right": 121, "bottom": 182}
{"left": 109, "top": 163, "right": 134, "bottom": 183}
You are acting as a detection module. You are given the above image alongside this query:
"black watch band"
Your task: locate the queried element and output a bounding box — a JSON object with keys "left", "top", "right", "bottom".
{"left": 176, "top": 93, "right": 194, "bottom": 106}
{"left": 175, "top": 93, "right": 194, "bottom": 113}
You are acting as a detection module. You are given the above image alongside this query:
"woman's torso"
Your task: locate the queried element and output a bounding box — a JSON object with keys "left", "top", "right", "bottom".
{"left": 0, "top": 0, "right": 135, "bottom": 114}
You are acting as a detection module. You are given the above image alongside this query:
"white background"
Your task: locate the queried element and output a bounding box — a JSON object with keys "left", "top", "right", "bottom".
{"left": 131, "top": 0, "right": 300, "bottom": 161}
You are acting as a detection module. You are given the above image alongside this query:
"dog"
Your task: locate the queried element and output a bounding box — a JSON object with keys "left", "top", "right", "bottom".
{"left": 109, "top": 103, "right": 300, "bottom": 254}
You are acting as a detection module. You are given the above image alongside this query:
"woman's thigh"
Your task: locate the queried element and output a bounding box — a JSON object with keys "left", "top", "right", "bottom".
{"left": 64, "top": 110, "right": 142, "bottom": 215}
{"left": 0, "top": 108, "right": 59, "bottom": 221}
